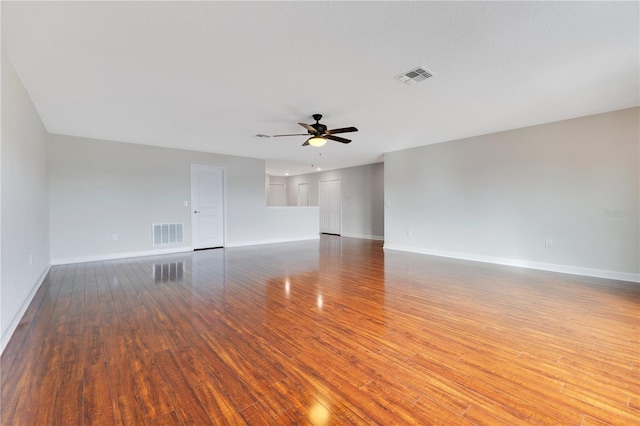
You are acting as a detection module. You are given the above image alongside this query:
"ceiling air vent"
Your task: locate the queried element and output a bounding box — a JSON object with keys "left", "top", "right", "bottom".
{"left": 395, "top": 66, "right": 434, "bottom": 85}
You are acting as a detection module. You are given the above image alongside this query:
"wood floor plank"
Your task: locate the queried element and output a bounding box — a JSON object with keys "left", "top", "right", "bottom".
{"left": 51, "top": 295, "right": 83, "bottom": 424}
{"left": 239, "top": 402, "right": 275, "bottom": 425}
{"left": 199, "top": 330, "right": 292, "bottom": 417}
{"left": 153, "top": 349, "right": 214, "bottom": 425}
{"left": 147, "top": 411, "right": 182, "bottom": 426}
{"left": 1, "top": 348, "right": 40, "bottom": 424}
{"left": 102, "top": 324, "right": 146, "bottom": 426}
{"left": 122, "top": 329, "right": 174, "bottom": 420}
{"left": 1, "top": 236, "right": 638, "bottom": 424}
{"left": 83, "top": 362, "right": 116, "bottom": 425}
{"left": 16, "top": 328, "right": 63, "bottom": 424}
{"left": 191, "top": 341, "right": 258, "bottom": 411}
{"left": 51, "top": 374, "right": 83, "bottom": 426}
{"left": 192, "top": 380, "right": 249, "bottom": 425}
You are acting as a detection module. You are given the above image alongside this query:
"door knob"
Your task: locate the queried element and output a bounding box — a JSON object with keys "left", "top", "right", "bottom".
{"left": 194, "top": 210, "right": 201, "bottom": 214}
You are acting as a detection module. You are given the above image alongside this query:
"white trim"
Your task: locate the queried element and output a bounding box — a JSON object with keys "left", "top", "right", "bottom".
{"left": 383, "top": 244, "right": 640, "bottom": 283}
{"left": 226, "top": 235, "right": 320, "bottom": 248}
{"left": 1, "top": 264, "right": 51, "bottom": 355}
{"left": 341, "top": 233, "right": 384, "bottom": 241}
{"left": 51, "top": 247, "right": 193, "bottom": 265}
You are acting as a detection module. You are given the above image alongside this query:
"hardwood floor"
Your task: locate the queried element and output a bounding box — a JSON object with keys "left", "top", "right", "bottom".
{"left": 1, "top": 235, "right": 639, "bottom": 425}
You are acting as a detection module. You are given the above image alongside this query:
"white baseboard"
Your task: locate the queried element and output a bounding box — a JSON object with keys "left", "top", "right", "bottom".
{"left": 383, "top": 244, "right": 640, "bottom": 283}
{"left": 51, "top": 237, "right": 324, "bottom": 263}
{"left": 1, "top": 264, "right": 51, "bottom": 355}
{"left": 226, "top": 235, "right": 320, "bottom": 248}
{"left": 341, "top": 233, "right": 384, "bottom": 241}
{"left": 51, "top": 246, "right": 193, "bottom": 265}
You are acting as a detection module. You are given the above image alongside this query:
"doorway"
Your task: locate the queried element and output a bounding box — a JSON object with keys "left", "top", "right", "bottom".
{"left": 319, "top": 179, "right": 341, "bottom": 235}
{"left": 297, "top": 182, "right": 310, "bottom": 206}
{"left": 267, "top": 183, "right": 285, "bottom": 206}
{"left": 190, "top": 165, "right": 225, "bottom": 249}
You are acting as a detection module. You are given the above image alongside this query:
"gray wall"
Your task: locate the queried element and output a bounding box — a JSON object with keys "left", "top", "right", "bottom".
{"left": 1, "top": 48, "right": 51, "bottom": 351}
{"left": 49, "top": 135, "right": 318, "bottom": 262}
{"left": 286, "top": 163, "right": 384, "bottom": 239}
{"left": 385, "top": 108, "right": 639, "bottom": 279}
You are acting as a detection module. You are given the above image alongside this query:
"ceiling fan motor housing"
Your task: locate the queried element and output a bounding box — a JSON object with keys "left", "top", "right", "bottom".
{"left": 310, "top": 114, "right": 327, "bottom": 134}
{"left": 310, "top": 122, "right": 327, "bottom": 134}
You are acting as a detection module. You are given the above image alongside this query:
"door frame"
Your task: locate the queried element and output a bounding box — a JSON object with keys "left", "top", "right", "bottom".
{"left": 267, "top": 183, "right": 286, "bottom": 206}
{"left": 190, "top": 164, "right": 226, "bottom": 249}
{"left": 297, "top": 182, "right": 310, "bottom": 206}
{"left": 319, "top": 179, "right": 342, "bottom": 235}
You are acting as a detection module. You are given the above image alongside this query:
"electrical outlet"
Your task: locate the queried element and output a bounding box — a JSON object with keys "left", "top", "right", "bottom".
{"left": 407, "top": 229, "right": 413, "bottom": 237}
{"left": 113, "top": 234, "right": 118, "bottom": 241}
{"left": 184, "top": 200, "right": 189, "bottom": 207}
{"left": 545, "top": 239, "right": 553, "bottom": 248}
{"left": 29, "top": 254, "right": 33, "bottom": 265}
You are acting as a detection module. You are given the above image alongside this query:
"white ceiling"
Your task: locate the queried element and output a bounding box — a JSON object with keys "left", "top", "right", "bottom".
{"left": 2, "top": 1, "right": 638, "bottom": 176}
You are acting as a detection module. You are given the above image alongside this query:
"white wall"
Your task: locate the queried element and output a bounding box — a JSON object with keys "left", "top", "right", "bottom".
{"left": 286, "top": 163, "right": 384, "bottom": 240}
{"left": 236, "top": 207, "right": 319, "bottom": 247}
{"left": 49, "top": 135, "right": 318, "bottom": 263}
{"left": 1, "top": 48, "right": 51, "bottom": 352}
{"left": 385, "top": 108, "right": 639, "bottom": 281}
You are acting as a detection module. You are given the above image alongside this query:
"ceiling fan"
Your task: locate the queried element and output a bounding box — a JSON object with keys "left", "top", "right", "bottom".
{"left": 264, "top": 114, "right": 358, "bottom": 147}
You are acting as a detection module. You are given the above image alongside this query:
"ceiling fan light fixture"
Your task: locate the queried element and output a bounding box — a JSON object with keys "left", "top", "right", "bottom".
{"left": 308, "top": 136, "right": 326, "bottom": 147}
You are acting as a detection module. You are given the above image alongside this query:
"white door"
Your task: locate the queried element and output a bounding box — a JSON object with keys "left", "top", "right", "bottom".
{"left": 297, "top": 182, "right": 309, "bottom": 206}
{"left": 268, "top": 183, "right": 285, "bottom": 206}
{"left": 319, "top": 180, "right": 341, "bottom": 235}
{"left": 191, "top": 165, "right": 224, "bottom": 249}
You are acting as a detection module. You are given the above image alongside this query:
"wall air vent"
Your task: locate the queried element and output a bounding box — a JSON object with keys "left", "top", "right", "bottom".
{"left": 153, "top": 223, "right": 184, "bottom": 246}
{"left": 395, "top": 66, "right": 434, "bottom": 85}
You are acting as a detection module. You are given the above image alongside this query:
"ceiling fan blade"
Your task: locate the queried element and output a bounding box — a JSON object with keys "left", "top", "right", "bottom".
{"left": 326, "top": 126, "right": 358, "bottom": 135}
{"left": 298, "top": 122, "right": 316, "bottom": 133}
{"left": 325, "top": 134, "right": 351, "bottom": 144}
{"left": 272, "top": 133, "right": 309, "bottom": 137}
{"left": 302, "top": 139, "right": 311, "bottom": 146}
